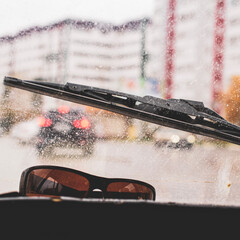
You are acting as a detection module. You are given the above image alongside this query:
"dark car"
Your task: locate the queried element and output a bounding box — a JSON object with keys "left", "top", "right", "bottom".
{"left": 153, "top": 128, "right": 196, "bottom": 150}
{"left": 36, "top": 105, "right": 96, "bottom": 156}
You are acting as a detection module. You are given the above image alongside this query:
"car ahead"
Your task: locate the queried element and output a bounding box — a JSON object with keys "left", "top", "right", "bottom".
{"left": 2, "top": 77, "right": 240, "bottom": 237}
{"left": 153, "top": 127, "right": 196, "bottom": 150}
{"left": 36, "top": 106, "right": 96, "bottom": 156}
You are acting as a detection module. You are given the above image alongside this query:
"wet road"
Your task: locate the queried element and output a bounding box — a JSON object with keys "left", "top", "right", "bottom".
{"left": 1, "top": 136, "right": 240, "bottom": 206}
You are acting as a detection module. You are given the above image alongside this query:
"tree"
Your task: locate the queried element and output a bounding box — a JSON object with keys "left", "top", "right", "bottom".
{"left": 222, "top": 75, "right": 240, "bottom": 125}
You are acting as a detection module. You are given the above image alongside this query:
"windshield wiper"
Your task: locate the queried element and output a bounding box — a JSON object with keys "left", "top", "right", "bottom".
{"left": 4, "top": 76, "right": 240, "bottom": 145}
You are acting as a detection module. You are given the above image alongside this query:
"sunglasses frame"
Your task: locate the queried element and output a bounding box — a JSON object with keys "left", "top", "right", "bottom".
{"left": 19, "top": 165, "right": 156, "bottom": 200}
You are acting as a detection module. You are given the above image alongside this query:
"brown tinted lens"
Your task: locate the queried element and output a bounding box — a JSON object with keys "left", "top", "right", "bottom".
{"left": 106, "top": 182, "right": 154, "bottom": 200}
{"left": 25, "top": 169, "right": 89, "bottom": 198}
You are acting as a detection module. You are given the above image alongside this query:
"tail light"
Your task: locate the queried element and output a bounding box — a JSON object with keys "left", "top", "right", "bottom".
{"left": 37, "top": 116, "right": 52, "bottom": 127}
{"left": 73, "top": 118, "right": 91, "bottom": 129}
{"left": 58, "top": 105, "right": 70, "bottom": 114}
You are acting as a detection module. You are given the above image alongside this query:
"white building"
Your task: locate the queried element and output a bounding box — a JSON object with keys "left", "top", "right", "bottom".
{"left": 151, "top": 0, "right": 240, "bottom": 111}
{"left": 0, "top": 19, "right": 154, "bottom": 98}
{"left": 2, "top": 0, "right": 240, "bottom": 112}
{"left": 224, "top": 0, "right": 240, "bottom": 87}
{"left": 151, "top": 0, "right": 216, "bottom": 107}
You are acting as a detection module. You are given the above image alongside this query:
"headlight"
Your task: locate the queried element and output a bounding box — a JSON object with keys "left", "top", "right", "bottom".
{"left": 187, "top": 135, "right": 196, "bottom": 143}
{"left": 170, "top": 135, "right": 180, "bottom": 143}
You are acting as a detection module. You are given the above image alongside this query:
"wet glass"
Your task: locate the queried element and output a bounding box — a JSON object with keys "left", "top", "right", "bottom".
{"left": 0, "top": 0, "right": 240, "bottom": 207}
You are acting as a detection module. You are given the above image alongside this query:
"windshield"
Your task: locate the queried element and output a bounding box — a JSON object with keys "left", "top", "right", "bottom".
{"left": 1, "top": 0, "right": 240, "bottom": 206}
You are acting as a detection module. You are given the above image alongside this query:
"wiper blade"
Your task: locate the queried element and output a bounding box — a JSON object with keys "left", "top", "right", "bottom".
{"left": 4, "top": 76, "right": 240, "bottom": 145}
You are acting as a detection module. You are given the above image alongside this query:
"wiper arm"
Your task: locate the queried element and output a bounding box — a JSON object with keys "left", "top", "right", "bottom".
{"left": 4, "top": 76, "right": 240, "bottom": 145}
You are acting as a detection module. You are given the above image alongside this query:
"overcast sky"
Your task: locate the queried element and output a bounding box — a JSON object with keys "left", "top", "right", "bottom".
{"left": 0, "top": 0, "right": 155, "bottom": 36}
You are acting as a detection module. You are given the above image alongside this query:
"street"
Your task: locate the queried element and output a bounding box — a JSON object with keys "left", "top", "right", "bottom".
{"left": 1, "top": 136, "right": 240, "bottom": 206}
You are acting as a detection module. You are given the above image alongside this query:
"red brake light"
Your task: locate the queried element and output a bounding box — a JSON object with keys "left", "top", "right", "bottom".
{"left": 58, "top": 105, "right": 70, "bottom": 114}
{"left": 37, "top": 116, "right": 52, "bottom": 127}
{"left": 73, "top": 119, "right": 91, "bottom": 129}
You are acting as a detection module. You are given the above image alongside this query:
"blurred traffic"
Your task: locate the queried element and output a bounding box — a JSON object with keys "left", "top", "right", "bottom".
{"left": 153, "top": 128, "right": 196, "bottom": 150}
{"left": 35, "top": 105, "right": 96, "bottom": 156}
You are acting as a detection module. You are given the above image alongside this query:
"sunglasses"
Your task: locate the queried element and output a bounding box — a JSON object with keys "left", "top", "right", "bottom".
{"left": 19, "top": 165, "right": 156, "bottom": 200}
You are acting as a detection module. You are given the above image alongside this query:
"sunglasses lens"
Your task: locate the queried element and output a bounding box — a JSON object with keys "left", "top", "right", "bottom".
{"left": 106, "top": 182, "right": 154, "bottom": 200}
{"left": 25, "top": 169, "right": 90, "bottom": 198}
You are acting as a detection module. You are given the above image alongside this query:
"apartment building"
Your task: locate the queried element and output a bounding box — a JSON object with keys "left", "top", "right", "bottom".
{"left": 224, "top": 0, "right": 240, "bottom": 86}
{"left": 2, "top": 0, "right": 240, "bottom": 112}
{"left": 0, "top": 19, "right": 154, "bottom": 98}
{"left": 151, "top": 0, "right": 240, "bottom": 111}
{"left": 151, "top": 0, "right": 216, "bottom": 107}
